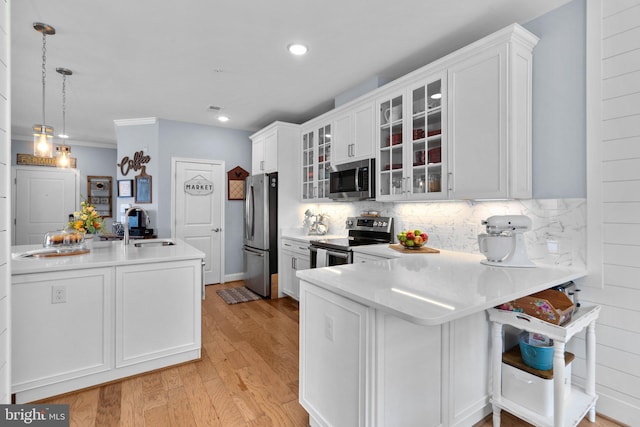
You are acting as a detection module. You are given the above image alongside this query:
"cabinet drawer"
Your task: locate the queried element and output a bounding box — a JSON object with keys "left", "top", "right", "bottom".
{"left": 281, "top": 239, "right": 311, "bottom": 256}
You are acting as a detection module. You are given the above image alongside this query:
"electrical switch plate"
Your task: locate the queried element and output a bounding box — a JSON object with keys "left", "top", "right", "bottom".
{"left": 547, "top": 239, "right": 559, "bottom": 254}
{"left": 324, "top": 315, "right": 334, "bottom": 341}
{"left": 52, "top": 285, "right": 66, "bottom": 304}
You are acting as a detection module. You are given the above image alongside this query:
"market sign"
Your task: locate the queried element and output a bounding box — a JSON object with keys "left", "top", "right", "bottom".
{"left": 17, "top": 153, "right": 77, "bottom": 168}
{"left": 184, "top": 175, "right": 214, "bottom": 195}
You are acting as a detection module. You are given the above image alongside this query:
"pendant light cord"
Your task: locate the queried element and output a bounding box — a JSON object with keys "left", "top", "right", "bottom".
{"left": 41, "top": 30, "right": 47, "bottom": 127}
{"left": 62, "top": 73, "right": 67, "bottom": 136}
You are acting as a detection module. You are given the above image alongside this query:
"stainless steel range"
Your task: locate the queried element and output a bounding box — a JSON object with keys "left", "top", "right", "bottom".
{"left": 309, "top": 216, "right": 394, "bottom": 268}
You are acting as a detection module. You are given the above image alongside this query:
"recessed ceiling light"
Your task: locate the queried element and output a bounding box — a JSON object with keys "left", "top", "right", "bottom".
{"left": 288, "top": 43, "right": 308, "bottom": 56}
{"left": 217, "top": 115, "right": 230, "bottom": 122}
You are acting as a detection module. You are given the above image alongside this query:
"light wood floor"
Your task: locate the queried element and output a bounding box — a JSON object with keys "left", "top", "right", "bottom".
{"left": 38, "top": 281, "right": 624, "bottom": 427}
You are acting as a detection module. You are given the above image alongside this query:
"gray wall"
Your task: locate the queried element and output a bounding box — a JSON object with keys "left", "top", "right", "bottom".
{"left": 524, "top": 0, "right": 586, "bottom": 198}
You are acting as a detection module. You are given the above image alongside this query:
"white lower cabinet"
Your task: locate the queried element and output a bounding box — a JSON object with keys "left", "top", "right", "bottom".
{"left": 352, "top": 252, "right": 393, "bottom": 264}
{"left": 300, "top": 280, "right": 491, "bottom": 427}
{"left": 115, "top": 261, "right": 201, "bottom": 367}
{"left": 300, "top": 282, "right": 372, "bottom": 427}
{"left": 280, "top": 238, "right": 311, "bottom": 300}
{"left": 11, "top": 259, "right": 202, "bottom": 403}
{"left": 12, "top": 268, "right": 114, "bottom": 399}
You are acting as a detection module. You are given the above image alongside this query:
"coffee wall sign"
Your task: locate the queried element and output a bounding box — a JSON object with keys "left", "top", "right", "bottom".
{"left": 118, "top": 150, "right": 151, "bottom": 176}
{"left": 184, "top": 175, "right": 214, "bottom": 195}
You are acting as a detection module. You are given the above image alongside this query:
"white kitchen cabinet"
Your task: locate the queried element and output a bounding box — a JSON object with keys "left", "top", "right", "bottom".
{"left": 447, "top": 27, "right": 536, "bottom": 199}
{"left": 280, "top": 238, "right": 311, "bottom": 300}
{"left": 251, "top": 122, "right": 299, "bottom": 175}
{"left": 12, "top": 268, "right": 114, "bottom": 398}
{"left": 373, "top": 24, "right": 536, "bottom": 202}
{"left": 376, "top": 72, "right": 447, "bottom": 202}
{"left": 302, "top": 121, "right": 332, "bottom": 201}
{"left": 10, "top": 243, "right": 203, "bottom": 403}
{"left": 115, "top": 260, "right": 201, "bottom": 368}
{"left": 352, "top": 252, "right": 391, "bottom": 264}
{"left": 332, "top": 101, "right": 375, "bottom": 165}
{"left": 300, "top": 279, "right": 493, "bottom": 427}
{"left": 299, "top": 282, "right": 372, "bottom": 427}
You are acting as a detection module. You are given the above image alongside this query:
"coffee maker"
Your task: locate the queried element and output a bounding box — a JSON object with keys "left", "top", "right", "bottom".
{"left": 126, "top": 207, "right": 153, "bottom": 237}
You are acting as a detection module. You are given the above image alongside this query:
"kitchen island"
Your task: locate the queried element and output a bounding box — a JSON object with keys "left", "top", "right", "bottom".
{"left": 296, "top": 250, "right": 586, "bottom": 427}
{"left": 11, "top": 239, "right": 204, "bottom": 403}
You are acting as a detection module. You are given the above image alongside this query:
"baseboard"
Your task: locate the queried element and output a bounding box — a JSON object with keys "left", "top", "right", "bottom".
{"left": 224, "top": 272, "right": 244, "bottom": 283}
{"left": 595, "top": 392, "right": 636, "bottom": 426}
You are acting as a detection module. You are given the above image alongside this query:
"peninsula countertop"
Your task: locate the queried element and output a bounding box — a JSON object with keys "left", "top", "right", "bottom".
{"left": 296, "top": 249, "right": 586, "bottom": 326}
{"left": 11, "top": 239, "right": 205, "bottom": 275}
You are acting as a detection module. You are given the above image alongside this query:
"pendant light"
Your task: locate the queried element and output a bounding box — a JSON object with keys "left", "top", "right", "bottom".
{"left": 33, "top": 22, "right": 56, "bottom": 158}
{"left": 55, "top": 67, "right": 72, "bottom": 168}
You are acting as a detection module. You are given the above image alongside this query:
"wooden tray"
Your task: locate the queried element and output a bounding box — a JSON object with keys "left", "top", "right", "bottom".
{"left": 503, "top": 345, "right": 574, "bottom": 380}
{"left": 33, "top": 249, "right": 90, "bottom": 258}
{"left": 389, "top": 244, "right": 440, "bottom": 254}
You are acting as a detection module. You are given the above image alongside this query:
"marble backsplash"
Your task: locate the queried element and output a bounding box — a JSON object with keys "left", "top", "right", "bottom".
{"left": 301, "top": 199, "right": 586, "bottom": 268}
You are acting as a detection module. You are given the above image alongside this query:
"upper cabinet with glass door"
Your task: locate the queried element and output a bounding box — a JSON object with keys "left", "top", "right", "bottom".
{"left": 301, "top": 123, "right": 332, "bottom": 201}
{"left": 377, "top": 74, "right": 446, "bottom": 201}
{"left": 408, "top": 74, "right": 446, "bottom": 199}
{"left": 377, "top": 93, "right": 405, "bottom": 200}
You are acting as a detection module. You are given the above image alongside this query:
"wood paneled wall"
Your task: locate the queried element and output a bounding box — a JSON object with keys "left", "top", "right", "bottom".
{"left": 581, "top": 0, "right": 640, "bottom": 424}
{"left": 0, "top": 0, "right": 10, "bottom": 404}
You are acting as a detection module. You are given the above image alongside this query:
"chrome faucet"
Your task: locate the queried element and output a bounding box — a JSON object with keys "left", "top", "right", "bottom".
{"left": 123, "top": 206, "right": 149, "bottom": 245}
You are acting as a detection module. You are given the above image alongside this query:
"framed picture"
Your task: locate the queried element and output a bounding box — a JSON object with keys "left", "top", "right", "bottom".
{"left": 118, "top": 179, "right": 133, "bottom": 198}
{"left": 134, "top": 173, "right": 152, "bottom": 203}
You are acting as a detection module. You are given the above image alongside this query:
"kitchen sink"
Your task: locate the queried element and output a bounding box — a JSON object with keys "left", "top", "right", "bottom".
{"left": 133, "top": 238, "right": 176, "bottom": 247}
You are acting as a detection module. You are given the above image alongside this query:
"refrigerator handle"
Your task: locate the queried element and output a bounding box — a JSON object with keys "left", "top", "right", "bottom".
{"left": 245, "top": 183, "right": 255, "bottom": 240}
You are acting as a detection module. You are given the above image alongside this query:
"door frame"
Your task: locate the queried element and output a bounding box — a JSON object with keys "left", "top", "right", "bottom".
{"left": 11, "top": 166, "right": 80, "bottom": 245}
{"left": 170, "top": 157, "right": 225, "bottom": 284}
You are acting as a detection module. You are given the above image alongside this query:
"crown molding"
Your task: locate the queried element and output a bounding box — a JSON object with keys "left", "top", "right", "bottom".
{"left": 113, "top": 117, "right": 158, "bottom": 127}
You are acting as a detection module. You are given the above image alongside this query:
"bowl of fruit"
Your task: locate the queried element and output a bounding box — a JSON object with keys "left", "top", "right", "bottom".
{"left": 397, "top": 229, "right": 429, "bottom": 249}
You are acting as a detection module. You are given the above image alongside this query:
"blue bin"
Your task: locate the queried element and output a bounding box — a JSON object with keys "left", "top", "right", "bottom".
{"left": 519, "top": 332, "right": 554, "bottom": 370}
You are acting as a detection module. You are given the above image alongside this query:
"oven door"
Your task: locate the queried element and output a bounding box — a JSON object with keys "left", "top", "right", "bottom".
{"left": 309, "top": 246, "right": 352, "bottom": 268}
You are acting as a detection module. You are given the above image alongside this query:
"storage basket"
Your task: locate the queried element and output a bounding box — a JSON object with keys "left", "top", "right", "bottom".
{"left": 497, "top": 289, "right": 575, "bottom": 325}
{"left": 519, "top": 332, "right": 553, "bottom": 370}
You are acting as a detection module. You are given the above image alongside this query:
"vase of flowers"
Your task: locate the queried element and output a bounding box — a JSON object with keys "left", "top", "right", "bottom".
{"left": 68, "top": 199, "right": 105, "bottom": 235}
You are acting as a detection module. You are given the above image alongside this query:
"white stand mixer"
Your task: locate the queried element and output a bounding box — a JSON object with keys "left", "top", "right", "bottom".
{"left": 478, "top": 215, "right": 535, "bottom": 268}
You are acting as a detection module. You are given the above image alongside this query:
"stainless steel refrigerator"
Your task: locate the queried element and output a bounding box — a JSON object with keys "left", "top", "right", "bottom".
{"left": 243, "top": 173, "right": 277, "bottom": 297}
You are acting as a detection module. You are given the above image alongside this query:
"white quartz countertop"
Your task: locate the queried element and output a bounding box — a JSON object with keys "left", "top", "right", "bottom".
{"left": 280, "top": 231, "right": 345, "bottom": 244}
{"left": 296, "top": 249, "right": 585, "bottom": 326}
{"left": 11, "top": 239, "right": 205, "bottom": 275}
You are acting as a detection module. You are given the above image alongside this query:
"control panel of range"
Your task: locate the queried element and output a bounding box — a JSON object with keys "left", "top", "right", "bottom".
{"left": 345, "top": 216, "right": 393, "bottom": 233}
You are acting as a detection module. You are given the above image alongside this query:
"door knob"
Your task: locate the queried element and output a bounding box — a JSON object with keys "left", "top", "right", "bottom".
{"left": 212, "top": 228, "right": 221, "bottom": 232}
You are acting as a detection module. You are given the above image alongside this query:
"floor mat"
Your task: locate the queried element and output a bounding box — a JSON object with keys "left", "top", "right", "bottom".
{"left": 216, "top": 287, "right": 262, "bottom": 304}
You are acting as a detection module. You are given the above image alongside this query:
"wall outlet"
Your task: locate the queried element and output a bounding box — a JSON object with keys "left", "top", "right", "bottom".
{"left": 324, "top": 315, "right": 334, "bottom": 342}
{"left": 52, "top": 285, "right": 66, "bottom": 304}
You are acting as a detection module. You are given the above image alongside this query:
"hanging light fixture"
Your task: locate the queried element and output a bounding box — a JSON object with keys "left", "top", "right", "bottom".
{"left": 55, "top": 67, "right": 72, "bottom": 168}
{"left": 33, "top": 22, "right": 56, "bottom": 158}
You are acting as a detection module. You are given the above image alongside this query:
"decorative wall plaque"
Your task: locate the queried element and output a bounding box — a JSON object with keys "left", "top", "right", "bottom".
{"left": 227, "top": 166, "right": 249, "bottom": 200}
{"left": 134, "top": 166, "right": 152, "bottom": 203}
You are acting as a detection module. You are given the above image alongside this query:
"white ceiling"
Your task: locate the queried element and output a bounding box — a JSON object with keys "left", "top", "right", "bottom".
{"left": 11, "top": 0, "right": 573, "bottom": 147}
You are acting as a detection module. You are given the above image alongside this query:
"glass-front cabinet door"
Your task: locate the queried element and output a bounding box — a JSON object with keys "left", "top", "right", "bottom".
{"left": 301, "top": 123, "right": 331, "bottom": 200}
{"left": 378, "top": 93, "right": 405, "bottom": 199}
{"left": 409, "top": 74, "right": 446, "bottom": 199}
{"left": 302, "top": 130, "right": 315, "bottom": 200}
{"left": 377, "top": 75, "right": 446, "bottom": 201}
{"left": 317, "top": 124, "right": 331, "bottom": 199}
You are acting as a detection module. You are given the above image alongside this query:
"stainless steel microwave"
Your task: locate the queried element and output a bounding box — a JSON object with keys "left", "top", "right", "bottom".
{"left": 328, "top": 158, "right": 375, "bottom": 200}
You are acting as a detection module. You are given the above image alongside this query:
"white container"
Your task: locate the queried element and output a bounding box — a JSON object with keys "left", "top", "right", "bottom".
{"left": 502, "top": 361, "right": 572, "bottom": 418}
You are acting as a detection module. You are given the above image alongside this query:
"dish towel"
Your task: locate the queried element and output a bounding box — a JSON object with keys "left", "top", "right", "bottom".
{"left": 316, "top": 248, "right": 328, "bottom": 268}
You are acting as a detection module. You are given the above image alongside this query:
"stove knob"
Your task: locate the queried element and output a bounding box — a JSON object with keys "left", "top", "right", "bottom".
{"left": 382, "top": 221, "right": 387, "bottom": 226}
{"left": 346, "top": 219, "right": 353, "bottom": 227}
{"left": 372, "top": 221, "right": 378, "bottom": 226}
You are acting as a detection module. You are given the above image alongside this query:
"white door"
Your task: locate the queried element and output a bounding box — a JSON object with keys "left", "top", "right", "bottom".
{"left": 172, "top": 159, "right": 224, "bottom": 285}
{"left": 13, "top": 167, "right": 78, "bottom": 245}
